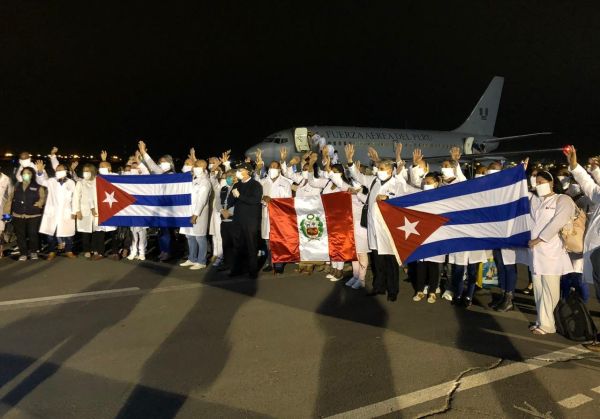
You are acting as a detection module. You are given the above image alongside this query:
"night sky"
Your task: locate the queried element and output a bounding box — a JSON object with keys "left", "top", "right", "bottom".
{"left": 1, "top": 1, "right": 599, "bottom": 159}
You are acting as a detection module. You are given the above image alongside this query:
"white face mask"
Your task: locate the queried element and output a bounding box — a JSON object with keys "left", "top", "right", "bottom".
{"left": 55, "top": 170, "right": 67, "bottom": 179}
{"left": 487, "top": 169, "right": 500, "bottom": 174}
{"left": 301, "top": 170, "right": 309, "bottom": 179}
{"left": 474, "top": 173, "right": 485, "bottom": 178}
{"left": 98, "top": 167, "right": 110, "bottom": 175}
{"left": 182, "top": 165, "right": 192, "bottom": 173}
{"left": 193, "top": 167, "right": 204, "bottom": 177}
{"left": 20, "top": 158, "right": 31, "bottom": 167}
{"left": 441, "top": 167, "right": 455, "bottom": 179}
{"left": 83, "top": 171, "right": 92, "bottom": 180}
{"left": 160, "top": 162, "right": 171, "bottom": 171}
{"left": 330, "top": 172, "right": 342, "bottom": 183}
{"left": 423, "top": 183, "right": 436, "bottom": 191}
{"left": 530, "top": 176, "right": 537, "bottom": 187}
{"left": 377, "top": 171, "right": 391, "bottom": 181}
{"left": 236, "top": 170, "right": 244, "bottom": 180}
{"left": 208, "top": 163, "right": 214, "bottom": 170}
{"left": 535, "top": 182, "right": 552, "bottom": 197}
{"left": 268, "top": 168, "right": 280, "bottom": 179}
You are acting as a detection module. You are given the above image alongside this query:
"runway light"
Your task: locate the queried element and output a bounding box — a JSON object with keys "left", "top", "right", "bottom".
{"left": 4, "top": 152, "right": 13, "bottom": 157}
{"left": 73, "top": 154, "right": 79, "bottom": 159}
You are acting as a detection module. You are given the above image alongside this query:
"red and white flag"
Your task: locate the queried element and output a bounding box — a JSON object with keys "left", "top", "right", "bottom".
{"left": 268, "top": 193, "right": 356, "bottom": 263}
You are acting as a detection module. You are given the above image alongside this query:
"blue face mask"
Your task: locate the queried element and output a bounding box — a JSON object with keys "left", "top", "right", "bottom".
{"left": 226, "top": 177, "right": 233, "bottom": 186}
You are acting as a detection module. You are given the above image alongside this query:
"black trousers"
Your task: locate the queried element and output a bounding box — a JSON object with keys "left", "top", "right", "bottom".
{"left": 231, "top": 221, "right": 260, "bottom": 275}
{"left": 81, "top": 231, "right": 118, "bottom": 255}
{"left": 220, "top": 221, "right": 235, "bottom": 268}
{"left": 416, "top": 261, "right": 441, "bottom": 293}
{"left": 372, "top": 250, "right": 400, "bottom": 296}
{"left": 13, "top": 217, "right": 41, "bottom": 255}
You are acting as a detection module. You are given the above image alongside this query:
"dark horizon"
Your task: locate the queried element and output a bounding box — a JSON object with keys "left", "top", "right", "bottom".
{"left": 2, "top": 2, "right": 599, "bottom": 160}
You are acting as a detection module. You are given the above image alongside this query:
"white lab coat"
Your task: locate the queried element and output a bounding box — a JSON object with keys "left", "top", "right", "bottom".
{"left": 72, "top": 178, "right": 117, "bottom": 233}
{"left": 0, "top": 173, "right": 13, "bottom": 232}
{"left": 260, "top": 175, "right": 292, "bottom": 240}
{"left": 569, "top": 165, "right": 600, "bottom": 284}
{"left": 528, "top": 193, "right": 576, "bottom": 276}
{"left": 180, "top": 175, "right": 212, "bottom": 236}
{"left": 281, "top": 162, "right": 322, "bottom": 197}
{"left": 36, "top": 173, "right": 76, "bottom": 237}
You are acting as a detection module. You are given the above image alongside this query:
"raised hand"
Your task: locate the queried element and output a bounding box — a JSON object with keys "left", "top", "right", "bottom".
{"left": 367, "top": 146, "right": 380, "bottom": 163}
{"left": 280, "top": 146, "right": 288, "bottom": 162}
{"left": 289, "top": 156, "right": 300, "bottom": 166}
{"left": 189, "top": 147, "right": 196, "bottom": 162}
{"left": 412, "top": 148, "right": 423, "bottom": 166}
{"left": 70, "top": 161, "right": 79, "bottom": 171}
{"left": 589, "top": 156, "right": 599, "bottom": 171}
{"left": 394, "top": 142, "right": 403, "bottom": 162}
{"left": 35, "top": 160, "right": 45, "bottom": 172}
{"left": 321, "top": 145, "right": 329, "bottom": 158}
{"left": 50, "top": 146, "right": 58, "bottom": 156}
{"left": 255, "top": 148, "right": 263, "bottom": 165}
{"left": 450, "top": 146, "right": 461, "bottom": 162}
{"left": 100, "top": 150, "right": 108, "bottom": 162}
{"left": 522, "top": 157, "right": 529, "bottom": 170}
{"left": 138, "top": 140, "right": 147, "bottom": 155}
{"left": 344, "top": 143, "right": 355, "bottom": 162}
{"left": 222, "top": 149, "right": 231, "bottom": 162}
{"left": 563, "top": 145, "right": 577, "bottom": 170}
{"left": 355, "top": 160, "right": 361, "bottom": 172}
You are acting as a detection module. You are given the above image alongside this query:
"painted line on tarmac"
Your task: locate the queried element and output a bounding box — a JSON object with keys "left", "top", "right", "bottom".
{"left": 481, "top": 328, "right": 574, "bottom": 349}
{"left": 0, "top": 287, "right": 141, "bottom": 306}
{"left": 557, "top": 393, "right": 593, "bottom": 409}
{"left": 326, "top": 345, "right": 591, "bottom": 418}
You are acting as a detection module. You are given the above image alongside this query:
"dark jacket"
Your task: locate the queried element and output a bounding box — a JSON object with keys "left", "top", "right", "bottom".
{"left": 12, "top": 181, "right": 45, "bottom": 216}
{"left": 231, "top": 178, "right": 262, "bottom": 226}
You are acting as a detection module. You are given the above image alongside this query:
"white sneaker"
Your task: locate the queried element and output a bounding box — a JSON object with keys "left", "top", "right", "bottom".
{"left": 352, "top": 280, "right": 365, "bottom": 289}
{"left": 127, "top": 253, "right": 137, "bottom": 261}
{"left": 345, "top": 277, "right": 358, "bottom": 287}
{"left": 423, "top": 286, "right": 429, "bottom": 295}
{"left": 189, "top": 263, "right": 206, "bottom": 270}
{"left": 180, "top": 260, "right": 195, "bottom": 267}
{"left": 435, "top": 287, "right": 441, "bottom": 294}
{"left": 413, "top": 292, "right": 425, "bottom": 302}
{"left": 18, "top": 255, "right": 27, "bottom": 261}
{"left": 326, "top": 274, "right": 335, "bottom": 280}
{"left": 137, "top": 255, "right": 145, "bottom": 261}
{"left": 442, "top": 290, "right": 454, "bottom": 301}
{"left": 30, "top": 253, "right": 39, "bottom": 260}
{"left": 329, "top": 275, "right": 342, "bottom": 282}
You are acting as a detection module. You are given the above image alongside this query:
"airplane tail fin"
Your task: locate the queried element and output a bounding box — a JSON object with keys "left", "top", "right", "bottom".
{"left": 453, "top": 76, "right": 504, "bottom": 136}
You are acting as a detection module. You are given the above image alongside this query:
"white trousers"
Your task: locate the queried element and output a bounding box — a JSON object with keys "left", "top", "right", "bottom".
{"left": 130, "top": 227, "right": 147, "bottom": 256}
{"left": 352, "top": 253, "right": 369, "bottom": 281}
{"left": 212, "top": 213, "right": 223, "bottom": 258}
{"left": 532, "top": 274, "right": 561, "bottom": 333}
{"left": 331, "top": 261, "right": 344, "bottom": 270}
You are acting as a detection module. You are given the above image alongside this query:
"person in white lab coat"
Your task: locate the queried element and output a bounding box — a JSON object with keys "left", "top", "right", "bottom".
{"left": 179, "top": 160, "right": 212, "bottom": 270}
{"left": 35, "top": 159, "right": 77, "bottom": 260}
{"left": 346, "top": 144, "right": 404, "bottom": 301}
{"left": 528, "top": 170, "right": 576, "bottom": 335}
{"left": 255, "top": 149, "right": 292, "bottom": 274}
{"left": 565, "top": 147, "right": 600, "bottom": 350}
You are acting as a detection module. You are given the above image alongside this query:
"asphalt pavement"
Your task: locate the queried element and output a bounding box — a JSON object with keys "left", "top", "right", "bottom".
{"left": 0, "top": 256, "right": 599, "bottom": 418}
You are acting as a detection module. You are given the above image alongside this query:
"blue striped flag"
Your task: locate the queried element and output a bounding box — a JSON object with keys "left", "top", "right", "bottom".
{"left": 375, "top": 165, "right": 531, "bottom": 264}
{"left": 97, "top": 173, "right": 193, "bottom": 227}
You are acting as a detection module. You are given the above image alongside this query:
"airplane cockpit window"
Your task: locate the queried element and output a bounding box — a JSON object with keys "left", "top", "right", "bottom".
{"left": 274, "top": 139, "right": 281, "bottom": 144}
{"left": 264, "top": 138, "right": 275, "bottom": 143}
{"left": 280, "top": 138, "right": 288, "bottom": 143}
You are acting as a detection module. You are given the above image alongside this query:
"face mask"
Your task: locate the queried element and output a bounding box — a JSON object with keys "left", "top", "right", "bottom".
{"left": 182, "top": 165, "right": 192, "bottom": 173}
{"left": 83, "top": 171, "right": 92, "bottom": 180}
{"left": 441, "top": 167, "right": 455, "bottom": 179}
{"left": 22, "top": 173, "right": 32, "bottom": 182}
{"left": 301, "top": 170, "right": 309, "bottom": 180}
{"left": 568, "top": 184, "right": 581, "bottom": 195}
{"left": 377, "top": 171, "right": 391, "bottom": 181}
{"left": 123, "top": 171, "right": 131, "bottom": 175}
{"left": 535, "top": 182, "right": 552, "bottom": 196}
{"left": 474, "top": 174, "right": 485, "bottom": 178}
{"left": 560, "top": 179, "right": 571, "bottom": 190}
{"left": 55, "top": 170, "right": 67, "bottom": 179}
{"left": 423, "top": 183, "right": 436, "bottom": 191}
{"left": 268, "top": 168, "right": 280, "bottom": 179}
{"left": 330, "top": 172, "right": 342, "bottom": 182}
{"left": 208, "top": 163, "right": 214, "bottom": 170}
{"left": 160, "top": 162, "right": 171, "bottom": 171}
{"left": 487, "top": 169, "right": 500, "bottom": 174}
{"left": 19, "top": 158, "right": 31, "bottom": 167}
{"left": 226, "top": 177, "right": 234, "bottom": 186}
{"left": 236, "top": 170, "right": 244, "bottom": 180}
{"left": 193, "top": 167, "right": 204, "bottom": 177}
{"left": 530, "top": 176, "right": 537, "bottom": 187}
{"left": 372, "top": 167, "right": 379, "bottom": 175}
{"left": 98, "top": 167, "right": 109, "bottom": 175}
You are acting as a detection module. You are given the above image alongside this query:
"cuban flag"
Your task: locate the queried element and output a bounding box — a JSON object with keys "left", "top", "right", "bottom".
{"left": 268, "top": 193, "right": 357, "bottom": 263}
{"left": 376, "top": 164, "right": 531, "bottom": 264}
{"left": 96, "top": 173, "right": 193, "bottom": 227}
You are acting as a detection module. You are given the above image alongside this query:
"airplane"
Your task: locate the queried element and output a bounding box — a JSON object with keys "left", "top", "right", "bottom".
{"left": 245, "top": 76, "right": 556, "bottom": 166}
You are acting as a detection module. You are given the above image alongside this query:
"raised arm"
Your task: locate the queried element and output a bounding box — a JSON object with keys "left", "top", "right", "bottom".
{"left": 138, "top": 140, "right": 163, "bottom": 174}
{"left": 50, "top": 147, "right": 60, "bottom": 171}
{"left": 566, "top": 146, "right": 600, "bottom": 203}
{"left": 35, "top": 160, "right": 49, "bottom": 186}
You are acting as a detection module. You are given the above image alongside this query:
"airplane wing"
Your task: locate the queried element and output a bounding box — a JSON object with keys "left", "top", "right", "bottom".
{"left": 479, "top": 132, "right": 553, "bottom": 144}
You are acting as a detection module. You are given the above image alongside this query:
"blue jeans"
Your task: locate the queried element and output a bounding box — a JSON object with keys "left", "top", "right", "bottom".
{"left": 47, "top": 235, "right": 73, "bottom": 253}
{"left": 187, "top": 235, "right": 207, "bottom": 264}
{"left": 159, "top": 228, "right": 171, "bottom": 254}
{"left": 451, "top": 263, "right": 479, "bottom": 299}
{"left": 493, "top": 249, "right": 517, "bottom": 293}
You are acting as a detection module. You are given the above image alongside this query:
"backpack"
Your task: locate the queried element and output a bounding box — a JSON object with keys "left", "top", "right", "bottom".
{"left": 560, "top": 205, "right": 586, "bottom": 254}
{"left": 554, "top": 290, "right": 598, "bottom": 342}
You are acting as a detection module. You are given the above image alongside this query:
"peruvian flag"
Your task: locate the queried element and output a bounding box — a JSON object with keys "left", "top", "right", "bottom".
{"left": 269, "top": 193, "right": 356, "bottom": 263}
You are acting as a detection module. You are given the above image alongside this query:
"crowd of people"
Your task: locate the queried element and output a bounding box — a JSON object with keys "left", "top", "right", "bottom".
{"left": 0, "top": 139, "right": 599, "bottom": 349}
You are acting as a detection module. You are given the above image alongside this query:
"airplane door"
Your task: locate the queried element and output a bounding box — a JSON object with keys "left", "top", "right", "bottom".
{"left": 463, "top": 137, "right": 475, "bottom": 154}
{"left": 294, "top": 127, "right": 310, "bottom": 152}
